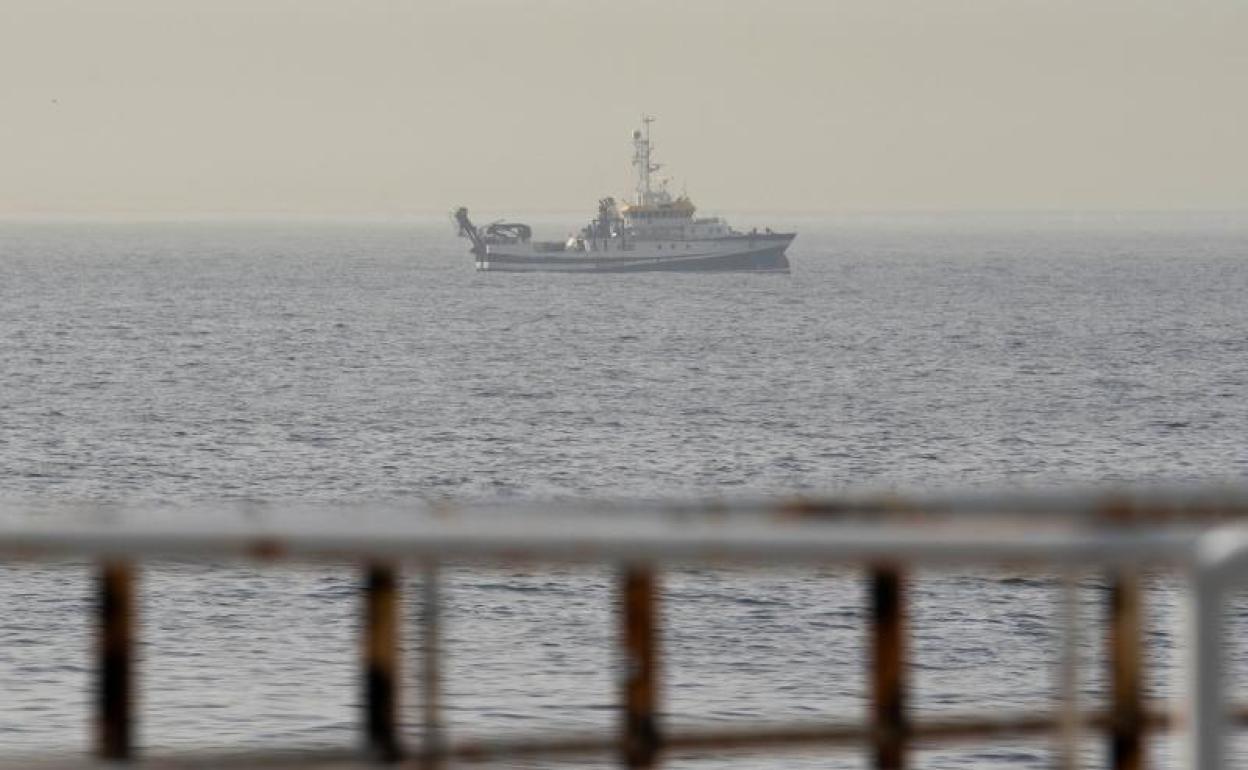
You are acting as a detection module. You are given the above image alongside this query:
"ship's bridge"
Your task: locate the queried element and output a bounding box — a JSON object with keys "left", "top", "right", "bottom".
{"left": 621, "top": 196, "right": 733, "bottom": 241}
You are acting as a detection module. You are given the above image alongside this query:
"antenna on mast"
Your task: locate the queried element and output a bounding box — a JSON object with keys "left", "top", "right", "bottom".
{"left": 632, "top": 114, "right": 663, "bottom": 205}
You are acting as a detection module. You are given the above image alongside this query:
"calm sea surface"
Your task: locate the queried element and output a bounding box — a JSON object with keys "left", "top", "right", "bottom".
{"left": 1, "top": 214, "right": 1246, "bottom": 767}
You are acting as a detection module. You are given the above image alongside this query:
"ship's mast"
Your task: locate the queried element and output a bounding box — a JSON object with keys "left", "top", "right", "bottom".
{"left": 632, "top": 115, "right": 663, "bottom": 205}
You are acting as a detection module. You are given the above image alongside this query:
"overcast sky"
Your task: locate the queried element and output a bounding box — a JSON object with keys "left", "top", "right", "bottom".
{"left": 2, "top": 1, "right": 1245, "bottom": 215}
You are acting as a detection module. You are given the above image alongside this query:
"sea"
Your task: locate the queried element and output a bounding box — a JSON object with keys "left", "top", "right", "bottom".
{"left": 1, "top": 213, "right": 1246, "bottom": 767}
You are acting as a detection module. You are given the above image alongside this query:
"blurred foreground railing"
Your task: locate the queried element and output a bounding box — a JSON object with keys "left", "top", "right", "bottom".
{"left": 4, "top": 487, "right": 1248, "bottom": 768}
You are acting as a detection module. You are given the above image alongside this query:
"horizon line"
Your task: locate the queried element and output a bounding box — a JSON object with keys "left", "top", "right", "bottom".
{"left": 3, "top": 207, "right": 1248, "bottom": 223}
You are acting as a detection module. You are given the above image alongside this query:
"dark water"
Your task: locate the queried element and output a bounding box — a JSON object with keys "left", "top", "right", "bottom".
{"left": 1, "top": 214, "right": 1246, "bottom": 766}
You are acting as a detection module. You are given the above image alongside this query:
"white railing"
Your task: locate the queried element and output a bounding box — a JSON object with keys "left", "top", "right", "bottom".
{"left": 2, "top": 487, "right": 1248, "bottom": 768}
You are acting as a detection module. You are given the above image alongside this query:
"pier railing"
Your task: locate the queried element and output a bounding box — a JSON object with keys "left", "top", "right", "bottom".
{"left": 3, "top": 487, "right": 1248, "bottom": 768}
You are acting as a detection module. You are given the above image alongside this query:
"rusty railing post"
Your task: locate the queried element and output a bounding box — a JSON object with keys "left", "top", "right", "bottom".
{"left": 1108, "top": 569, "right": 1144, "bottom": 770}
{"left": 419, "top": 562, "right": 444, "bottom": 769}
{"left": 621, "top": 566, "right": 661, "bottom": 768}
{"left": 1057, "top": 569, "right": 1082, "bottom": 770}
{"left": 870, "top": 566, "right": 907, "bottom": 770}
{"left": 97, "top": 562, "right": 135, "bottom": 761}
{"left": 364, "top": 563, "right": 401, "bottom": 762}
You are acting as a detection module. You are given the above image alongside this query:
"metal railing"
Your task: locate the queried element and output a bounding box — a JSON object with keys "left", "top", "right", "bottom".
{"left": 3, "top": 487, "right": 1248, "bottom": 768}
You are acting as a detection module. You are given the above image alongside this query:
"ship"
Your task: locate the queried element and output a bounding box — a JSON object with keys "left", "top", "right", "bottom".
{"left": 454, "top": 117, "right": 795, "bottom": 273}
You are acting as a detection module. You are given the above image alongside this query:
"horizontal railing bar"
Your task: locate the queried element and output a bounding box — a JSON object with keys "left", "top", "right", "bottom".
{"left": 1, "top": 706, "right": 1243, "bottom": 768}
{"left": 7, "top": 485, "right": 1248, "bottom": 524}
{"left": 446, "top": 709, "right": 1187, "bottom": 761}
{"left": 0, "top": 517, "right": 1214, "bottom": 567}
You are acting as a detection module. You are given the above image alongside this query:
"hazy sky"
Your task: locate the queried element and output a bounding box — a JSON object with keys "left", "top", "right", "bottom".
{"left": 2, "top": 1, "right": 1245, "bottom": 215}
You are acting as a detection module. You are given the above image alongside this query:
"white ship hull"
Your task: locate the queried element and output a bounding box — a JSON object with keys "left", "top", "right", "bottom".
{"left": 476, "top": 233, "right": 794, "bottom": 273}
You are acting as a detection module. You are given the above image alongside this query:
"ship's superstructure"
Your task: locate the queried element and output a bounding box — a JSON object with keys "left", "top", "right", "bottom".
{"left": 455, "top": 117, "right": 794, "bottom": 273}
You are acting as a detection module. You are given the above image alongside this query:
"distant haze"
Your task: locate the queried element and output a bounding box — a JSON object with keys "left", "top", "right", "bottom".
{"left": 2, "top": 1, "right": 1246, "bottom": 215}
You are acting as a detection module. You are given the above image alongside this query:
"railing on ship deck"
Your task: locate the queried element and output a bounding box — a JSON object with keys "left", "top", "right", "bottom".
{"left": 4, "top": 488, "right": 1248, "bottom": 768}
